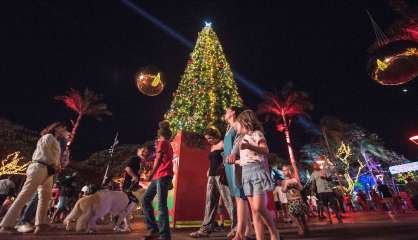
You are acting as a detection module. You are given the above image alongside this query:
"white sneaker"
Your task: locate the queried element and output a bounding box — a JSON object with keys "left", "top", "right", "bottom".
{"left": 16, "top": 224, "right": 34, "bottom": 233}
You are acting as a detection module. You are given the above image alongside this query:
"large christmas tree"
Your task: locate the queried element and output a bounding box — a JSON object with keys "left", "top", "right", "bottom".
{"left": 165, "top": 24, "right": 242, "bottom": 134}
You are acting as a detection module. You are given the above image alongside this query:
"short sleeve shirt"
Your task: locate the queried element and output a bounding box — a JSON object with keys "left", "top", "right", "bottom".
{"left": 124, "top": 157, "right": 141, "bottom": 183}
{"left": 239, "top": 130, "right": 267, "bottom": 166}
{"left": 310, "top": 170, "right": 333, "bottom": 193}
{"left": 153, "top": 139, "right": 174, "bottom": 180}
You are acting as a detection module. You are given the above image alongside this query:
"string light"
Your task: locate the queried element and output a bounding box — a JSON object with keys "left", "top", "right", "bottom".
{"left": 336, "top": 142, "right": 365, "bottom": 193}
{"left": 0, "top": 152, "right": 29, "bottom": 176}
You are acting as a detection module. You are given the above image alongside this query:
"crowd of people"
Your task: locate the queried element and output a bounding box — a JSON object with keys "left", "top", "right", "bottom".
{"left": 0, "top": 107, "right": 418, "bottom": 240}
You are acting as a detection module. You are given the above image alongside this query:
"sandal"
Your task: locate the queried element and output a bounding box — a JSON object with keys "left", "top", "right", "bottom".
{"left": 227, "top": 230, "right": 236, "bottom": 239}
{"left": 190, "top": 230, "right": 209, "bottom": 238}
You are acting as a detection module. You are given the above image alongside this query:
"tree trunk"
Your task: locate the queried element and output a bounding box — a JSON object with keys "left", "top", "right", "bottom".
{"left": 321, "top": 128, "right": 344, "bottom": 187}
{"left": 282, "top": 115, "right": 300, "bottom": 182}
{"left": 69, "top": 113, "right": 83, "bottom": 146}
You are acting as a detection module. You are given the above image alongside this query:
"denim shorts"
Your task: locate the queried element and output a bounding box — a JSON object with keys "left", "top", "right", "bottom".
{"left": 242, "top": 163, "right": 274, "bottom": 196}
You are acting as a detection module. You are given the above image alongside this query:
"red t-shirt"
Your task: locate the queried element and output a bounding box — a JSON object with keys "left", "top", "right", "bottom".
{"left": 152, "top": 139, "right": 174, "bottom": 180}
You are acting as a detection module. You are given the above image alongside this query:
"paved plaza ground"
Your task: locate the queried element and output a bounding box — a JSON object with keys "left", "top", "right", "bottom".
{"left": 1, "top": 211, "right": 418, "bottom": 240}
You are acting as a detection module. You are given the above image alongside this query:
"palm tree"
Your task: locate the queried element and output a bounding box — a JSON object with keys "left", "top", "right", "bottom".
{"left": 258, "top": 89, "right": 313, "bottom": 181}
{"left": 55, "top": 88, "right": 112, "bottom": 146}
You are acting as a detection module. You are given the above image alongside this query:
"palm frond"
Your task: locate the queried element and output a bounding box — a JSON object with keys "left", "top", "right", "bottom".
{"left": 258, "top": 89, "right": 313, "bottom": 120}
{"left": 55, "top": 88, "right": 112, "bottom": 118}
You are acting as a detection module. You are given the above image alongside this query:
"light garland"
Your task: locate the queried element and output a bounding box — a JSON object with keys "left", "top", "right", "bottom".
{"left": 0, "top": 152, "right": 29, "bottom": 176}
{"left": 336, "top": 142, "right": 365, "bottom": 193}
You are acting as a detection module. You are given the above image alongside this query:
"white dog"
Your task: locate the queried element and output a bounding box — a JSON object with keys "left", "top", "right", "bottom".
{"left": 64, "top": 190, "right": 139, "bottom": 233}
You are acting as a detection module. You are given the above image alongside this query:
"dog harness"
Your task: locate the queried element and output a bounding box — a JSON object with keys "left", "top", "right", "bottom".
{"left": 124, "top": 192, "right": 139, "bottom": 206}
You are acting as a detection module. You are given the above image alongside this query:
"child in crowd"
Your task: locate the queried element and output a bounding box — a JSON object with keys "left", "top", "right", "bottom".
{"left": 274, "top": 180, "right": 292, "bottom": 223}
{"left": 282, "top": 164, "right": 309, "bottom": 237}
{"left": 142, "top": 121, "right": 174, "bottom": 240}
{"left": 234, "top": 110, "right": 281, "bottom": 240}
{"left": 307, "top": 194, "right": 318, "bottom": 217}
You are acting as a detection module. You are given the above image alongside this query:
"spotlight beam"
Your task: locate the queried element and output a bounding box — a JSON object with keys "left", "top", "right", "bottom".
{"left": 120, "top": 0, "right": 266, "bottom": 98}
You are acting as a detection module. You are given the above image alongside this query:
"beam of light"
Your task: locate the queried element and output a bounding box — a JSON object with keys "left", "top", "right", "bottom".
{"left": 295, "top": 116, "right": 321, "bottom": 135}
{"left": 120, "top": 0, "right": 266, "bottom": 98}
{"left": 120, "top": 0, "right": 193, "bottom": 48}
{"left": 233, "top": 72, "right": 266, "bottom": 98}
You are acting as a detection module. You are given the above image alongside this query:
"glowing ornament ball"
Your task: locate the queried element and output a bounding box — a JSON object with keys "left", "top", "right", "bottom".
{"left": 136, "top": 69, "right": 165, "bottom": 96}
{"left": 368, "top": 40, "right": 418, "bottom": 85}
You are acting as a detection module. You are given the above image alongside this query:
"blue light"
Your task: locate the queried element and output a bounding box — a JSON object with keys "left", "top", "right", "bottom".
{"left": 204, "top": 21, "right": 212, "bottom": 27}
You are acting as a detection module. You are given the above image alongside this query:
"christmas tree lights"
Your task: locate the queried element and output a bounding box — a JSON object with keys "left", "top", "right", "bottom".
{"left": 0, "top": 152, "right": 29, "bottom": 176}
{"left": 165, "top": 24, "right": 242, "bottom": 134}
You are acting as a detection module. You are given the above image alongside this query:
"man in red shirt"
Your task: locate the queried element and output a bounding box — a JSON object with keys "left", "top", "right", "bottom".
{"left": 143, "top": 121, "right": 173, "bottom": 240}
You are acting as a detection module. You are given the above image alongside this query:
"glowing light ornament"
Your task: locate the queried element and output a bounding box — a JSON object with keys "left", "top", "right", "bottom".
{"left": 366, "top": 11, "right": 418, "bottom": 85}
{"left": 0, "top": 152, "right": 29, "bottom": 176}
{"left": 369, "top": 41, "right": 418, "bottom": 85}
{"left": 136, "top": 68, "right": 165, "bottom": 96}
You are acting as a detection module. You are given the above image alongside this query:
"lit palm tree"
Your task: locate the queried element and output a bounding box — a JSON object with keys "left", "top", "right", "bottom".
{"left": 55, "top": 88, "right": 112, "bottom": 146}
{"left": 258, "top": 89, "right": 313, "bottom": 181}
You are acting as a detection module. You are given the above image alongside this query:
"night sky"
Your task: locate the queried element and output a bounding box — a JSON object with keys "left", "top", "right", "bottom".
{"left": 1, "top": 1, "right": 417, "bottom": 161}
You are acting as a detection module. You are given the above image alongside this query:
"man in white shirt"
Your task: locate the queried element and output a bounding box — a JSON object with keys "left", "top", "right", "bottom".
{"left": 0, "top": 122, "right": 69, "bottom": 235}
